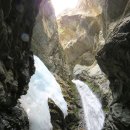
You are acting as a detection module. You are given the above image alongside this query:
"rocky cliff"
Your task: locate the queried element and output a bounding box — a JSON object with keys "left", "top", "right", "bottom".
{"left": 32, "top": 0, "right": 70, "bottom": 78}
{"left": 96, "top": 0, "right": 130, "bottom": 129}
{"left": 57, "top": 13, "right": 101, "bottom": 66}
{"left": 1, "top": 0, "right": 128, "bottom": 129}
{"left": 32, "top": 0, "right": 81, "bottom": 129}
{"left": 0, "top": 0, "right": 41, "bottom": 129}
{"left": 56, "top": 0, "right": 110, "bottom": 113}
{"left": 96, "top": 16, "right": 130, "bottom": 130}
{"left": 53, "top": 0, "right": 130, "bottom": 129}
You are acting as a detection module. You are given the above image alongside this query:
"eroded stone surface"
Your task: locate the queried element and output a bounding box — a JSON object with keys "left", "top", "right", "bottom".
{"left": 0, "top": 0, "right": 41, "bottom": 129}
{"left": 96, "top": 16, "right": 130, "bottom": 130}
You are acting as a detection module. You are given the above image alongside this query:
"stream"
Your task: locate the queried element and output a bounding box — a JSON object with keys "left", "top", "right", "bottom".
{"left": 20, "top": 55, "right": 68, "bottom": 130}
{"left": 72, "top": 79, "right": 105, "bottom": 130}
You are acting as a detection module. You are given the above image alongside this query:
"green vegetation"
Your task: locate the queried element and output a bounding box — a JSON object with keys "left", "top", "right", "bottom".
{"left": 58, "top": 26, "right": 64, "bottom": 34}
{"left": 85, "top": 79, "right": 100, "bottom": 93}
{"left": 85, "top": 79, "right": 109, "bottom": 113}
{"left": 63, "top": 81, "right": 80, "bottom": 129}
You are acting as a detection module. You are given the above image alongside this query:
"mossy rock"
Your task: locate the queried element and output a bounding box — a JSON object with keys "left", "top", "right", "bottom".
{"left": 85, "top": 79, "right": 110, "bottom": 112}
{"left": 49, "top": 74, "right": 81, "bottom": 130}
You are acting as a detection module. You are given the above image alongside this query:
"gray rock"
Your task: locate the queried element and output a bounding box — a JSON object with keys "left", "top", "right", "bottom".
{"left": 96, "top": 16, "right": 130, "bottom": 130}
{"left": 0, "top": 0, "right": 41, "bottom": 129}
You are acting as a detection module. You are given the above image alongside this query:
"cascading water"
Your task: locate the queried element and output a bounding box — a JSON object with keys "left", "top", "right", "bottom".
{"left": 20, "top": 55, "right": 68, "bottom": 130}
{"left": 72, "top": 80, "right": 105, "bottom": 130}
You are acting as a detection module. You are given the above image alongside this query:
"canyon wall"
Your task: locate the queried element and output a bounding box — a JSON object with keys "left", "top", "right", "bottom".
{"left": 1, "top": 0, "right": 128, "bottom": 129}
{"left": 32, "top": 0, "right": 81, "bottom": 129}
{"left": 48, "top": 0, "right": 130, "bottom": 129}
{"left": 0, "top": 0, "right": 41, "bottom": 129}
{"left": 32, "top": 0, "right": 70, "bottom": 78}
{"left": 96, "top": 0, "right": 130, "bottom": 129}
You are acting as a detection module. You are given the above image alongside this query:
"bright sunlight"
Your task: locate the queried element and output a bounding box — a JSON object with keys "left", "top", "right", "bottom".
{"left": 51, "top": 0, "right": 79, "bottom": 16}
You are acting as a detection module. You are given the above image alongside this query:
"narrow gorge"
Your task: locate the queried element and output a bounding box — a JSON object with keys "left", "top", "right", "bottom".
{"left": 0, "top": 0, "right": 130, "bottom": 130}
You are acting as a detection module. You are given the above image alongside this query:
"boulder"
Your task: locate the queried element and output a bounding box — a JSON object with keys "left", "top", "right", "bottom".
{"left": 58, "top": 13, "right": 101, "bottom": 65}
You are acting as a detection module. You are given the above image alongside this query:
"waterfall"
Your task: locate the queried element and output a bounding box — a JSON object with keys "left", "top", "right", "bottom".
{"left": 72, "top": 80, "right": 105, "bottom": 130}
{"left": 19, "top": 55, "right": 68, "bottom": 130}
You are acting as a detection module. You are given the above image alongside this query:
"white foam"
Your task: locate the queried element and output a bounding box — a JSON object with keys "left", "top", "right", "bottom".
{"left": 20, "top": 55, "right": 68, "bottom": 130}
{"left": 72, "top": 79, "right": 105, "bottom": 130}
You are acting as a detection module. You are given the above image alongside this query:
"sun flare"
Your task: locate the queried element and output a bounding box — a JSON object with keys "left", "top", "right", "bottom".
{"left": 51, "top": 0, "right": 78, "bottom": 16}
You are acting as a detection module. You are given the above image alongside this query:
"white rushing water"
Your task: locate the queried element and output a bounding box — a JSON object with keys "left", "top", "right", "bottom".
{"left": 20, "top": 55, "right": 68, "bottom": 130}
{"left": 72, "top": 80, "right": 105, "bottom": 130}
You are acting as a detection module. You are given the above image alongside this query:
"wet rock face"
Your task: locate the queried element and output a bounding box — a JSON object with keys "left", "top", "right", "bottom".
{"left": 104, "top": 0, "right": 129, "bottom": 22}
{"left": 102, "top": 0, "right": 130, "bottom": 38}
{"left": 0, "top": 0, "right": 41, "bottom": 129}
{"left": 96, "top": 16, "right": 130, "bottom": 130}
{"left": 48, "top": 99, "right": 66, "bottom": 130}
{"left": 32, "top": 0, "right": 70, "bottom": 81}
{"left": 53, "top": 74, "right": 80, "bottom": 130}
{"left": 0, "top": 104, "right": 29, "bottom": 130}
{"left": 32, "top": 0, "right": 60, "bottom": 72}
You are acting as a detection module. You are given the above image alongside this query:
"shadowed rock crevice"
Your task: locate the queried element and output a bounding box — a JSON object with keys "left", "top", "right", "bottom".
{"left": 0, "top": 0, "right": 41, "bottom": 129}
{"left": 96, "top": 16, "right": 130, "bottom": 130}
